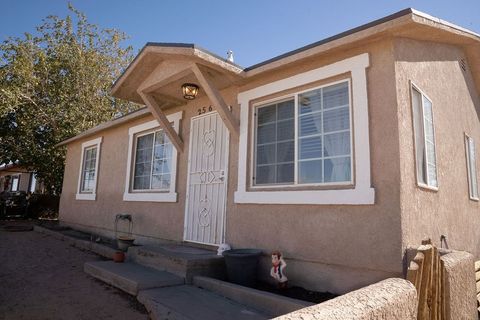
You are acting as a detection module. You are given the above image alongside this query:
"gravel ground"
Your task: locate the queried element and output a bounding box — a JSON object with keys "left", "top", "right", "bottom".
{"left": 0, "top": 221, "right": 149, "bottom": 320}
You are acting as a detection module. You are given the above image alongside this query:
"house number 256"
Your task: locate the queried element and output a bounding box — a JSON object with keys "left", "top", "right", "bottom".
{"left": 198, "top": 105, "right": 213, "bottom": 115}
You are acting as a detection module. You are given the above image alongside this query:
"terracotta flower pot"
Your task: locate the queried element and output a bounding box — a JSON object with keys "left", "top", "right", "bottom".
{"left": 113, "top": 251, "right": 125, "bottom": 263}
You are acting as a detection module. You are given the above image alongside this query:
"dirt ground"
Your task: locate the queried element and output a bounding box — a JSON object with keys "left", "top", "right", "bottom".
{"left": 0, "top": 221, "right": 149, "bottom": 320}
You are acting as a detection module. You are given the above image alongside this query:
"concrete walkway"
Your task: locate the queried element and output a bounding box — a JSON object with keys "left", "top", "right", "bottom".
{"left": 0, "top": 221, "right": 148, "bottom": 320}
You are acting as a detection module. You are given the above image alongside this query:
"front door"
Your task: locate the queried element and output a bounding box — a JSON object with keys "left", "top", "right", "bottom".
{"left": 184, "top": 112, "right": 229, "bottom": 245}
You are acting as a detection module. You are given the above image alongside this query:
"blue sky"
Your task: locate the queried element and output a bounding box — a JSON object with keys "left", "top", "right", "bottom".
{"left": 1, "top": 0, "right": 479, "bottom": 67}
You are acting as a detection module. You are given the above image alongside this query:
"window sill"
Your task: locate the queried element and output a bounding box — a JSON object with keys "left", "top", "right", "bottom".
{"left": 469, "top": 197, "right": 479, "bottom": 202}
{"left": 76, "top": 193, "right": 96, "bottom": 201}
{"left": 234, "top": 187, "right": 375, "bottom": 205}
{"left": 417, "top": 183, "right": 438, "bottom": 192}
{"left": 249, "top": 182, "right": 354, "bottom": 192}
{"left": 123, "top": 192, "right": 177, "bottom": 203}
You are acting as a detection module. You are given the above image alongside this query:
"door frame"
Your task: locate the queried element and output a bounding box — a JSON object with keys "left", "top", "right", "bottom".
{"left": 183, "top": 111, "right": 230, "bottom": 246}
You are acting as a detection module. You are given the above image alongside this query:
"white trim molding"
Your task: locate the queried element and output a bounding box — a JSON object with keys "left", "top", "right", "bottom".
{"left": 123, "top": 111, "right": 182, "bottom": 202}
{"left": 76, "top": 137, "right": 102, "bottom": 201}
{"left": 235, "top": 53, "right": 375, "bottom": 205}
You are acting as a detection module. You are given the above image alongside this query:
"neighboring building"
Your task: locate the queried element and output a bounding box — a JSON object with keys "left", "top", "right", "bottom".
{"left": 57, "top": 9, "right": 480, "bottom": 294}
{"left": 0, "top": 163, "right": 44, "bottom": 194}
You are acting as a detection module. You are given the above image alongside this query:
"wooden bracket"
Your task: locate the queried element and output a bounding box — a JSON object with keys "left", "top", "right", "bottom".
{"left": 138, "top": 92, "right": 184, "bottom": 152}
{"left": 190, "top": 63, "right": 239, "bottom": 137}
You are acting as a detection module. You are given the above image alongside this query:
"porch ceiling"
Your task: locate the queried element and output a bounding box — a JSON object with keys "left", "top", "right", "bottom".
{"left": 111, "top": 43, "right": 245, "bottom": 106}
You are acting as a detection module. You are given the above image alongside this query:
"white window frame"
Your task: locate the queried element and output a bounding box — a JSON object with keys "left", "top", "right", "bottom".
{"left": 235, "top": 53, "right": 374, "bottom": 205}
{"left": 410, "top": 82, "right": 438, "bottom": 191}
{"left": 465, "top": 134, "right": 479, "bottom": 201}
{"left": 76, "top": 137, "right": 102, "bottom": 201}
{"left": 29, "top": 173, "right": 37, "bottom": 193}
{"left": 123, "top": 111, "right": 182, "bottom": 202}
{"left": 252, "top": 79, "right": 353, "bottom": 188}
{"left": 11, "top": 175, "right": 20, "bottom": 192}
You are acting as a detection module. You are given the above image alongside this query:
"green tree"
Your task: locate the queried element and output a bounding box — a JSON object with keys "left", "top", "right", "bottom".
{"left": 0, "top": 4, "right": 137, "bottom": 194}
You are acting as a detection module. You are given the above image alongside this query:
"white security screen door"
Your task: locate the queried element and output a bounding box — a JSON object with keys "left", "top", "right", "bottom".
{"left": 184, "top": 112, "right": 229, "bottom": 245}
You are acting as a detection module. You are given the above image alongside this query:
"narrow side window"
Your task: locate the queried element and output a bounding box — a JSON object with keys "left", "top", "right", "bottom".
{"left": 76, "top": 137, "right": 102, "bottom": 200}
{"left": 80, "top": 146, "right": 98, "bottom": 193}
{"left": 411, "top": 85, "right": 438, "bottom": 188}
{"left": 465, "top": 135, "right": 479, "bottom": 200}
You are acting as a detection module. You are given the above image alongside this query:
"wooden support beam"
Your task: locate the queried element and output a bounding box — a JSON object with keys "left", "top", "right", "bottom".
{"left": 190, "top": 63, "right": 239, "bottom": 137}
{"left": 138, "top": 92, "right": 184, "bottom": 152}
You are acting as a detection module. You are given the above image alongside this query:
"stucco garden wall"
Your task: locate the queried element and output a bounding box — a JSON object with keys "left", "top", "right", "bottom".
{"left": 394, "top": 38, "right": 480, "bottom": 258}
{"left": 274, "top": 278, "right": 417, "bottom": 320}
{"left": 441, "top": 250, "right": 477, "bottom": 320}
{"left": 274, "top": 250, "right": 477, "bottom": 320}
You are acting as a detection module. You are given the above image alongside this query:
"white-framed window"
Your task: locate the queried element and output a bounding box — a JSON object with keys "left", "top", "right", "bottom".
{"left": 123, "top": 111, "right": 182, "bottom": 202}
{"left": 465, "top": 134, "right": 479, "bottom": 200}
{"left": 29, "top": 174, "right": 37, "bottom": 193}
{"left": 76, "top": 137, "right": 102, "bottom": 201}
{"left": 411, "top": 83, "right": 438, "bottom": 190}
{"left": 11, "top": 175, "right": 20, "bottom": 191}
{"left": 253, "top": 80, "right": 352, "bottom": 187}
{"left": 235, "top": 53, "right": 374, "bottom": 205}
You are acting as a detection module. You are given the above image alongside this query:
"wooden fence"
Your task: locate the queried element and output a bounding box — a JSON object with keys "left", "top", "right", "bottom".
{"left": 406, "top": 239, "right": 445, "bottom": 320}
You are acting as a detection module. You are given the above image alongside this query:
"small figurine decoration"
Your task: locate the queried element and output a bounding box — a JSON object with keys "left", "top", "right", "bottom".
{"left": 217, "top": 243, "right": 231, "bottom": 256}
{"left": 270, "top": 251, "right": 288, "bottom": 288}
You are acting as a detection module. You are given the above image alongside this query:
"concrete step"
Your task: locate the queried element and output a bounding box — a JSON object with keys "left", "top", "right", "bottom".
{"left": 84, "top": 261, "right": 184, "bottom": 295}
{"left": 128, "top": 244, "right": 225, "bottom": 283}
{"left": 193, "top": 276, "right": 313, "bottom": 317}
{"left": 138, "top": 285, "right": 269, "bottom": 320}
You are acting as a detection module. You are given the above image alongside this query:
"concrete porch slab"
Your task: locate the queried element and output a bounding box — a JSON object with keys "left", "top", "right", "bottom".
{"left": 84, "top": 261, "right": 184, "bottom": 296}
{"left": 137, "top": 285, "right": 269, "bottom": 320}
{"left": 128, "top": 244, "right": 225, "bottom": 282}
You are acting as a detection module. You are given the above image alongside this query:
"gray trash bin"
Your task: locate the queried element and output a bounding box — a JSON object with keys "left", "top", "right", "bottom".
{"left": 223, "top": 249, "right": 262, "bottom": 287}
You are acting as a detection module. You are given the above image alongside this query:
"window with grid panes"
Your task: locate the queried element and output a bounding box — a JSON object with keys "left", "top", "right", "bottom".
{"left": 254, "top": 81, "right": 352, "bottom": 186}
{"left": 80, "top": 146, "right": 97, "bottom": 192}
{"left": 132, "top": 129, "right": 173, "bottom": 191}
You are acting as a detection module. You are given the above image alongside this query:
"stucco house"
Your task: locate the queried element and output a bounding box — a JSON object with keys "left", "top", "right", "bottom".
{"left": 57, "top": 9, "right": 480, "bottom": 294}
{"left": 0, "top": 163, "right": 43, "bottom": 194}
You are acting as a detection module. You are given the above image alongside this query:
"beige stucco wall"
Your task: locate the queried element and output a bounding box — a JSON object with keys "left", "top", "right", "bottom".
{"left": 394, "top": 38, "right": 480, "bottom": 257}
{"left": 229, "top": 40, "right": 405, "bottom": 293}
{"left": 60, "top": 87, "right": 235, "bottom": 244}
{"left": 60, "top": 39, "right": 409, "bottom": 294}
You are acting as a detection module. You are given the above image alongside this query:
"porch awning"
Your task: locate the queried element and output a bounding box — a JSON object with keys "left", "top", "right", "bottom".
{"left": 110, "top": 43, "right": 245, "bottom": 152}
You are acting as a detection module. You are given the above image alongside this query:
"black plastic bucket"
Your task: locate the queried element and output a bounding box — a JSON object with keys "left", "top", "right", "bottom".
{"left": 223, "top": 249, "right": 262, "bottom": 287}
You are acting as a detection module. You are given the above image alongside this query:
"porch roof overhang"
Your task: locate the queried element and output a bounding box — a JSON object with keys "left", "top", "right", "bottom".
{"left": 110, "top": 43, "right": 245, "bottom": 105}
{"left": 110, "top": 43, "right": 245, "bottom": 151}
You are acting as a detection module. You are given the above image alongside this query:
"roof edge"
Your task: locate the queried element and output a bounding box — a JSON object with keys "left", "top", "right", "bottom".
{"left": 411, "top": 9, "right": 480, "bottom": 38}
{"left": 145, "top": 42, "right": 244, "bottom": 69}
{"left": 244, "top": 8, "right": 414, "bottom": 72}
{"left": 56, "top": 107, "right": 151, "bottom": 147}
{"left": 110, "top": 42, "right": 244, "bottom": 97}
{"left": 244, "top": 8, "right": 480, "bottom": 73}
